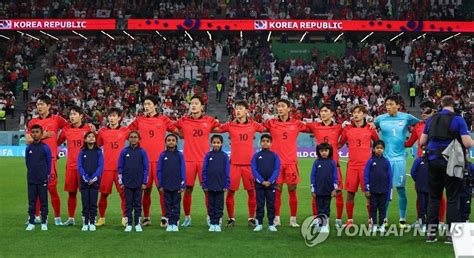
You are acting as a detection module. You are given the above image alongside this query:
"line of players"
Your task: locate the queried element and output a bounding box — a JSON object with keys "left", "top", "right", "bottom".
{"left": 26, "top": 94, "right": 449, "bottom": 229}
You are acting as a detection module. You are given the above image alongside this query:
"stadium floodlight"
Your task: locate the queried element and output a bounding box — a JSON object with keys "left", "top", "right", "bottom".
{"left": 16, "top": 30, "right": 24, "bottom": 36}
{"left": 39, "top": 30, "right": 59, "bottom": 41}
{"left": 72, "top": 30, "right": 88, "bottom": 40}
{"left": 155, "top": 31, "right": 167, "bottom": 41}
{"left": 207, "top": 31, "right": 212, "bottom": 40}
{"left": 390, "top": 32, "right": 404, "bottom": 42}
{"left": 334, "top": 32, "right": 344, "bottom": 42}
{"left": 267, "top": 31, "right": 272, "bottom": 42}
{"left": 240, "top": 30, "right": 243, "bottom": 40}
{"left": 17, "top": 31, "right": 39, "bottom": 41}
{"left": 101, "top": 30, "right": 115, "bottom": 40}
{"left": 0, "top": 34, "right": 10, "bottom": 40}
{"left": 441, "top": 33, "right": 461, "bottom": 43}
{"left": 299, "top": 31, "right": 308, "bottom": 42}
{"left": 360, "top": 32, "right": 373, "bottom": 43}
{"left": 412, "top": 33, "right": 427, "bottom": 42}
{"left": 123, "top": 30, "right": 135, "bottom": 40}
{"left": 184, "top": 30, "right": 193, "bottom": 41}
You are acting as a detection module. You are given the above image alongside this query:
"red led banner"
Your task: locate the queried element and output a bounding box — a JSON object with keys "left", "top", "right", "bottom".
{"left": 128, "top": 19, "right": 474, "bottom": 33}
{"left": 0, "top": 19, "right": 116, "bottom": 30}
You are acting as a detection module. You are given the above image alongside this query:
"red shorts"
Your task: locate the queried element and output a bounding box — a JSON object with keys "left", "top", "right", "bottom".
{"left": 276, "top": 164, "right": 300, "bottom": 185}
{"left": 146, "top": 162, "right": 158, "bottom": 189}
{"left": 229, "top": 165, "right": 254, "bottom": 191}
{"left": 48, "top": 160, "right": 58, "bottom": 187}
{"left": 345, "top": 164, "right": 365, "bottom": 193}
{"left": 185, "top": 161, "right": 203, "bottom": 187}
{"left": 64, "top": 167, "right": 80, "bottom": 192}
{"left": 99, "top": 170, "right": 123, "bottom": 194}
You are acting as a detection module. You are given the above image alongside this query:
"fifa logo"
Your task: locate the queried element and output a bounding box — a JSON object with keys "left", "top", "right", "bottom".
{"left": 254, "top": 20, "right": 267, "bottom": 30}
{"left": 0, "top": 20, "right": 12, "bottom": 29}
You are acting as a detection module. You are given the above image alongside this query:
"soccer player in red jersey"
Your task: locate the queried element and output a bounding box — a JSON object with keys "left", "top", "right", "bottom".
{"left": 26, "top": 95, "right": 68, "bottom": 225}
{"left": 128, "top": 95, "right": 180, "bottom": 227}
{"left": 96, "top": 108, "right": 130, "bottom": 227}
{"left": 57, "top": 106, "right": 92, "bottom": 226}
{"left": 219, "top": 100, "right": 266, "bottom": 227}
{"left": 175, "top": 95, "right": 220, "bottom": 227}
{"left": 263, "top": 99, "right": 307, "bottom": 227}
{"left": 338, "top": 104, "right": 379, "bottom": 227}
{"left": 305, "top": 104, "right": 344, "bottom": 228}
{"left": 404, "top": 100, "right": 446, "bottom": 226}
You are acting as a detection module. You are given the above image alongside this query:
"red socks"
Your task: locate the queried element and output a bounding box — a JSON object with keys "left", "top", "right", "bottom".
{"left": 159, "top": 191, "right": 166, "bottom": 217}
{"left": 439, "top": 195, "right": 446, "bottom": 222}
{"left": 183, "top": 191, "right": 192, "bottom": 216}
{"left": 98, "top": 193, "right": 108, "bottom": 217}
{"left": 49, "top": 186, "right": 61, "bottom": 217}
{"left": 247, "top": 190, "right": 256, "bottom": 218}
{"left": 336, "top": 191, "right": 344, "bottom": 220}
{"left": 346, "top": 201, "right": 354, "bottom": 220}
{"left": 142, "top": 191, "right": 151, "bottom": 218}
{"left": 67, "top": 192, "right": 77, "bottom": 218}
{"left": 226, "top": 191, "right": 235, "bottom": 218}
{"left": 289, "top": 190, "right": 298, "bottom": 217}
{"left": 312, "top": 196, "right": 318, "bottom": 216}
{"left": 275, "top": 189, "right": 282, "bottom": 216}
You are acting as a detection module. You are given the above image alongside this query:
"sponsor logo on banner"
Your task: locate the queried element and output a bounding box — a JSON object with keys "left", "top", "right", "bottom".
{"left": 0, "top": 20, "right": 12, "bottom": 29}
{"left": 254, "top": 20, "right": 267, "bottom": 30}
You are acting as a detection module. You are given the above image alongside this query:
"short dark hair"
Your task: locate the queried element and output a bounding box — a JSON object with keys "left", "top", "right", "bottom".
{"left": 143, "top": 95, "right": 159, "bottom": 106}
{"left": 190, "top": 95, "right": 204, "bottom": 105}
{"left": 316, "top": 142, "right": 333, "bottom": 159}
{"left": 69, "top": 105, "right": 84, "bottom": 115}
{"left": 165, "top": 134, "right": 178, "bottom": 142}
{"left": 234, "top": 100, "right": 249, "bottom": 109}
{"left": 319, "top": 104, "right": 335, "bottom": 113}
{"left": 211, "top": 134, "right": 223, "bottom": 143}
{"left": 260, "top": 134, "right": 272, "bottom": 142}
{"left": 351, "top": 104, "right": 367, "bottom": 114}
{"left": 420, "top": 99, "right": 436, "bottom": 110}
{"left": 373, "top": 140, "right": 385, "bottom": 149}
{"left": 108, "top": 107, "right": 122, "bottom": 116}
{"left": 37, "top": 95, "right": 52, "bottom": 105}
{"left": 385, "top": 95, "right": 401, "bottom": 105}
{"left": 276, "top": 99, "right": 291, "bottom": 107}
{"left": 440, "top": 95, "right": 455, "bottom": 108}
{"left": 30, "top": 124, "right": 43, "bottom": 132}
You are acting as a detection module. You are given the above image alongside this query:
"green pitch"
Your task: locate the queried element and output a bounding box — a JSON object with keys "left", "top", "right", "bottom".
{"left": 0, "top": 157, "right": 458, "bottom": 257}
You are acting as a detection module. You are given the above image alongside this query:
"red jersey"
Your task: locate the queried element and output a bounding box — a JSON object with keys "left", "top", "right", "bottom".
{"left": 176, "top": 115, "right": 220, "bottom": 162}
{"left": 340, "top": 123, "right": 379, "bottom": 166}
{"left": 128, "top": 115, "right": 177, "bottom": 162}
{"left": 27, "top": 114, "right": 68, "bottom": 160}
{"left": 306, "top": 122, "right": 342, "bottom": 163}
{"left": 97, "top": 126, "right": 129, "bottom": 171}
{"left": 57, "top": 124, "right": 92, "bottom": 170}
{"left": 263, "top": 118, "right": 307, "bottom": 165}
{"left": 405, "top": 121, "right": 425, "bottom": 157}
{"left": 220, "top": 120, "right": 266, "bottom": 165}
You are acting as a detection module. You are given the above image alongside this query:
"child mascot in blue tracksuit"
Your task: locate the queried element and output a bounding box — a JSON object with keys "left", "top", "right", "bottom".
{"left": 410, "top": 153, "right": 429, "bottom": 230}
{"left": 251, "top": 134, "right": 280, "bottom": 232}
{"left": 158, "top": 134, "right": 186, "bottom": 232}
{"left": 77, "top": 131, "right": 104, "bottom": 231}
{"left": 202, "top": 135, "right": 230, "bottom": 232}
{"left": 364, "top": 140, "right": 392, "bottom": 233}
{"left": 118, "top": 131, "right": 149, "bottom": 232}
{"left": 310, "top": 142, "right": 338, "bottom": 233}
{"left": 25, "top": 124, "right": 52, "bottom": 231}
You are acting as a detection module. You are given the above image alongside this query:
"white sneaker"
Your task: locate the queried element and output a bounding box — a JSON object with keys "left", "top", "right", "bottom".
{"left": 63, "top": 218, "right": 75, "bottom": 226}
{"left": 181, "top": 217, "right": 191, "bottom": 227}
{"left": 274, "top": 216, "right": 281, "bottom": 226}
{"left": 268, "top": 225, "right": 278, "bottom": 232}
{"left": 26, "top": 224, "right": 35, "bottom": 231}
{"left": 166, "top": 225, "right": 173, "bottom": 232}
{"left": 89, "top": 224, "right": 96, "bottom": 231}
{"left": 335, "top": 219, "right": 343, "bottom": 229}
{"left": 254, "top": 225, "right": 263, "bottom": 232}
{"left": 290, "top": 216, "right": 300, "bottom": 228}
{"left": 320, "top": 225, "right": 330, "bottom": 233}
{"left": 371, "top": 225, "right": 378, "bottom": 233}
{"left": 214, "top": 225, "right": 222, "bottom": 232}
{"left": 422, "top": 225, "right": 427, "bottom": 233}
{"left": 173, "top": 225, "right": 179, "bottom": 232}
{"left": 207, "top": 215, "right": 211, "bottom": 226}
{"left": 41, "top": 223, "right": 48, "bottom": 231}
{"left": 135, "top": 224, "right": 143, "bottom": 232}
{"left": 124, "top": 225, "right": 132, "bottom": 232}
{"left": 208, "top": 225, "right": 216, "bottom": 232}
{"left": 54, "top": 217, "right": 63, "bottom": 226}
{"left": 81, "top": 224, "right": 89, "bottom": 231}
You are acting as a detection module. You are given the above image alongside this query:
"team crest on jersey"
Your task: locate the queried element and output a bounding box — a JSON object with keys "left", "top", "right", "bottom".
{"left": 258, "top": 156, "right": 262, "bottom": 159}
{"left": 372, "top": 162, "right": 377, "bottom": 166}
{"left": 164, "top": 157, "right": 168, "bottom": 160}
{"left": 83, "top": 155, "right": 87, "bottom": 158}
{"left": 209, "top": 157, "right": 213, "bottom": 161}
{"left": 318, "top": 165, "right": 321, "bottom": 168}
{"left": 126, "top": 154, "right": 130, "bottom": 157}
{"left": 29, "top": 150, "right": 33, "bottom": 154}
{"left": 399, "top": 121, "right": 404, "bottom": 126}
{"left": 203, "top": 123, "right": 208, "bottom": 128}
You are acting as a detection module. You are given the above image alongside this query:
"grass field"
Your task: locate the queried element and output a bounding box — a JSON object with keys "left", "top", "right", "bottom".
{"left": 0, "top": 157, "right": 460, "bottom": 257}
